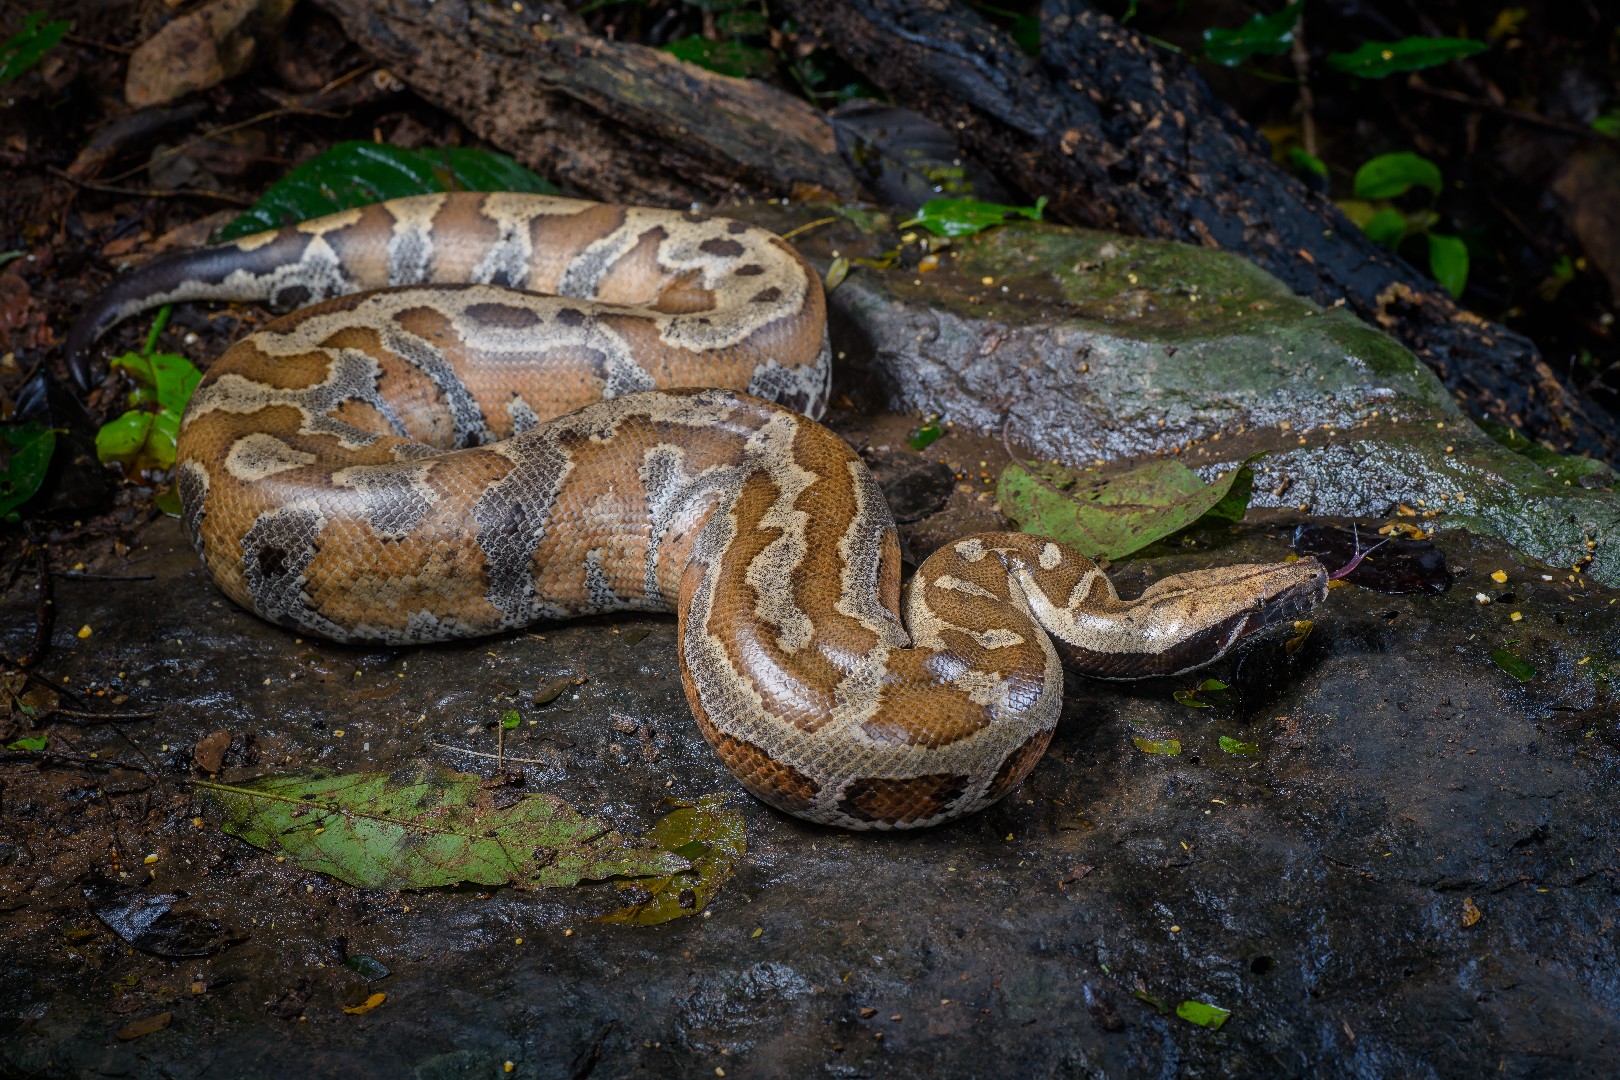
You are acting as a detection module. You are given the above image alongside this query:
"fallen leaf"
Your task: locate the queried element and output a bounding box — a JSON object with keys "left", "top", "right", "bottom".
{"left": 193, "top": 729, "right": 231, "bottom": 773}
{"left": 597, "top": 795, "right": 745, "bottom": 926}
{"left": 1176, "top": 999, "right": 1231, "bottom": 1030}
{"left": 1461, "top": 897, "right": 1483, "bottom": 928}
{"left": 124, "top": 0, "right": 296, "bottom": 108}
{"left": 999, "top": 456, "right": 1263, "bottom": 561}
{"left": 343, "top": 992, "right": 386, "bottom": 1015}
{"left": 115, "top": 1011, "right": 172, "bottom": 1041}
{"left": 1132, "top": 737, "right": 1182, "bottom": 756}
{"left": 197, "top": 764, "right": 689, "bottom": 890}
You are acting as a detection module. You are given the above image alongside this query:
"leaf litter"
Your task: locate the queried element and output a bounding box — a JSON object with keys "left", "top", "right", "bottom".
{"left": 197, "top": 763, "right": 691, "bottom": 891}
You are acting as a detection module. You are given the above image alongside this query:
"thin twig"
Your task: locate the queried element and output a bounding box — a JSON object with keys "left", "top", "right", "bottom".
{"left": 45, "top": 166, "right": 251, "bottom": 205}
{"left": 45, "top": 708, "right": 158, "bottom": 725}
{"left": 98, "top": 105, "right": 352, "bottom": 186}
{"left": 426, "top": 740, "right": 556, "bottom": 766}
{"left": 1290, "top": 14, "right": 1317, "bottom": 159}
{"left": 58, "top": 572, "right": 158, "bottom": 582}
{"left": 779, "top": 216, "right": 839, "bottom": 242}
{"left": 0, "top": 749, "right": 153, "bottom": 774}
{"left": 1405, "top": 79, "right": 1616, "bottom": 143}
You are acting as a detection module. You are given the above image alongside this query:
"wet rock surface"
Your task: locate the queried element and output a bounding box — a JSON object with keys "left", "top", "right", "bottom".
{"left": 2, "top": 503, "right": 1616, "bottom": 1078}
{"left": 740, "top": 205, "right": 1620, "bottom": 586}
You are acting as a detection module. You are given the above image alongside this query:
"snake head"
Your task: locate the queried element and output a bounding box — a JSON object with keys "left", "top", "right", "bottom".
{"left": 1050, "top": 557, "right": 1329, "bottom": 680}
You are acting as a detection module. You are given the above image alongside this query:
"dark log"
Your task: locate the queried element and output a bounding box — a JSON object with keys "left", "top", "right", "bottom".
{"left": 310, "top": 0, "right": 860, "bottom": 206}
{"left": 783, "top": 0, "right": 1618, "bottom": 461}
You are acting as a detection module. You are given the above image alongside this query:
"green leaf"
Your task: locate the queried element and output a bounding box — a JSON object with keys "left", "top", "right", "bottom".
{"left": 908, "top": 420, "right": 944, "bottom": 450}
{"left": 1287, "top": 147, "right": 1327, "bottom": 179}
{"left": 902, "top": 196, "right": 1048, "bottom": 238}
{"left": 996, "top": 454, "right": 1263, "bottom": 562}
{"left": 0, "top": 10, "right": 71, "bottom": 88}
{"left": 1172, "top": 691, "right": 1211, "bottom": 709}
{"left": 0, "top": 421, "right": 56, "bottom": 518}
{"left": 1353, "top": 152, "right": 1443, "bottom": 201}
{"left": 95, "top": 352, "right": 202, "bottom": 474}
{"left": 663, "top": 35, "right": 778, "bottom": 78}
{"left": 1594, "top": 110, "right": 1620, "bottom": 138}
{"left": 1427, "top": 233, "right": 1469, "bottom": 299}
{"left": 824, "top": 256, "right": 850, "bottom": 292}
{"left": 1218, "top": 735, "right": 1260, "bottom": 756}
{"left": 1176, "top": 999, "right": 1232, "bottom": 1030}
{"left": 218, "top": 142, "right": 558, "bottom": 242}
{"left": 1327, "top": 37, "right": 1487, "bottom": 79}
{"left": 1202, "top": 2, "right": 1302, "bottom": 67}
{"left": 597, "top": 795, "right": 745, "bottom": 925}
{"left": 1490, "top": 648, "right": 1535, "bottom": 684}
{"left": 6, "top": 734, "right": 46, "bottom": 751}
{"left": 501, "top": 710, "right": 521, "bottom": 730}
{"left": 152, "top": 486, "right": 183, "bottom": 518}
{"left": 197, "top": 765, "right": 689, "bottom": 890}
{"left": 1132, "top": 736, "right": 1182, "bottom": 756}
{"left": 1360, "top": 207, "right": 1409, "bottom": 249}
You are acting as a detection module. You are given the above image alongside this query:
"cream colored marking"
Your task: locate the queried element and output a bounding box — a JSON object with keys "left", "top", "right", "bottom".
{"left": 1040, "top": 543, "right": 1062, "bottom": 571}
{"left": 224, "top": 433, "right": 318, "bottom": 482}
{"left": 296, "top": 207, "right": 364, "bottom": 234}
{"left": 972, "top": 628, "right": 1025, "bottom": 649}
{"left": 385, "top": 193, "right": 447, "bottom": 285}
{"left": 933, "top": 574, "right": 998, "bottom": 600}
{"left": 954, "top": 538, "right": 987, "bottom": 562}
{"left": 234, "top": 230, "right": 281, "bottom": 253}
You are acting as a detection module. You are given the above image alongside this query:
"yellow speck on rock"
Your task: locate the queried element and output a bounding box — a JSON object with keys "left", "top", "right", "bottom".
{"left": 143, "top": 853, "right": 158, "bottom": 865}
{"left": 77, "top": 625, "right": 92, "bottom": 639}
{"left": 504, "top": 1065, "right": 515, "bottom": 1075}
{"left": 1490, "top": 570, "right": 1508, "bottom": 583}
{"left": 343, "top": 992, "right": 387, "bottom": 1015}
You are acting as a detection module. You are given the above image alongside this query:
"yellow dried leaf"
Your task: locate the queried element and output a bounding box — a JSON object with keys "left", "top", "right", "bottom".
{"left": 1461, "top": 897, "right": 1482, "bottom": 928}
{"left": 344, "top": 992, "right": 387, "bottom": 1015}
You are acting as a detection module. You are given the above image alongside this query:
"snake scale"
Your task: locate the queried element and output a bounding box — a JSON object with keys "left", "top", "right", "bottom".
{"left": 70, "top": 193, "right": 1326, "bottom": 830}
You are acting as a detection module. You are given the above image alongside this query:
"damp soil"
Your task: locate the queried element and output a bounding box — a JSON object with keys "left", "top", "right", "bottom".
{"left": 2, "top": 405, "right": 1617, "bottom": 1079}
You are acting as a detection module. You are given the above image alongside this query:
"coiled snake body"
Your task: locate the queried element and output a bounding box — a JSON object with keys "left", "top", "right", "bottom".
{"left": 71, "top": 193, "right": 1326, "bottom": 830}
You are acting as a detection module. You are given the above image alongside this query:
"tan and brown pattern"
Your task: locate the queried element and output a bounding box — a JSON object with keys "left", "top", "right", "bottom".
{"left": 71, "top": 194, "right": 1328, "bottom": 829}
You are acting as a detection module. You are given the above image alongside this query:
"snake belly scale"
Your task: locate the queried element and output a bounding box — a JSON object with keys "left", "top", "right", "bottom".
{"left": 70, "top": 192, "right": 1326, "bottom": 830}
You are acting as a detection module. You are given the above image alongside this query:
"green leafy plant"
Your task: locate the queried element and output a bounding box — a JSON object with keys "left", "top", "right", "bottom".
{"left": 1327, "top": 37, "right": 1487, "bottom": 79}
{"left": 0, "top": 10, "right": 71, "bottom": 87}
{"left": 902, "top": 196, "right": 1048, "bottom": 238}
{"left": 1201, "top": 2, "right": 1301, "bottom": 67}
{"left": 6, "top": 734, "right": 46, "bottom": 752}
{"left": 1477, "top": 419, "right": 1612, "bottom": 484}
{"left": 664, "top": 35, "right": 777, "bottom": 78}
{"left": 1173, "top": 677, "right": 1231, "bottom": 709}
{"left": 218, "top": 142, "right": 557, "bottom": 242}
{"left": 996, "top": 454, "right": 1261, "bottom": 562}
{"left": 0, "top": 420, "right": 56, "bottom": 521}
{"left": 1338, "top": 152, "right": 1469, "bottom": 299}
{"left": 95, "top": 310, "right": 201, "bottom": 475}
{"left": 1353, "top": 152, "right": 1442, "bottom": 200}
{"left": 908, "top": 420, "right": 944, "bottom": 450}
{"left": 199, "top": 765, "right": 691, "bottom": 890}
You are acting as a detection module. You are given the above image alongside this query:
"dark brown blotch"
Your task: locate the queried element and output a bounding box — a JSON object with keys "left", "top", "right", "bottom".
{"left": 554, "top": 307, "right": 586, "bottom": 327}
{"left": 734, "top": 264, "right": 765, "bottom": 277}
{"left": 984, "top": 731, "right": 1054, "bottom": 803}
{"left": 837, "top": 773, "right": 969, "bottom": 826}
{"left": 750, "top": 286, "right": 783, "bottom": 304}
{"left": 698, "top": 237, "right": 746, "bottom": 258}
{"left": 463, "top": 302, "right": 542, "bottom": 329}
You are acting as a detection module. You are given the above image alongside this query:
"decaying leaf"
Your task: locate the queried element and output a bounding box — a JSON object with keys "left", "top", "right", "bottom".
{"left": 1461, "top": 897, "right": 1483, "bottom": 928}
{"left": 115, "top": 1011, "right": 172, "bottom": 1041}
{"left": 343, "top": 992, "right": 386, "bottom": 1015}
{"left": 1132, "top": 736, "right": 1182, "bottom": 756}
{"left": 597, "top": 795, "right": 745, "bottom": 926}
{"left": 998, "top": 455, "right": 1262, "bottom": 562}
{"left": 197, "top": 764, "right": 689, "bottom": 890}
{"left": 1217, "top": 735, "right": 1260, "bottom": 756}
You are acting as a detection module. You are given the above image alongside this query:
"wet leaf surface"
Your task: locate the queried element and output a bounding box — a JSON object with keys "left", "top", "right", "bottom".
{"left": 0, "top": 420, "right": 55, "bottom": 520}
{"left": 1490, "top": 648, "right": 1535, "bottom": 683}
{"left": 0, "top": 10, "right": 70, "bottom": 87}
{"left": 597, "top": 795, "right": 745, "bottom": 926}
{"left": 1176, "top": 999, "right": 1231, "bottom": 1030}
{"left": 199, "top": 764, "right": 690, "bottom": 890}
{"left": 1327, "top": 37, "right": 1487, "bottom": 79}
{"left": 902, "top": 196, "right": 1047, "bottom": 238}
{"left": 1218, "top": 735, "right": 1261, "bottom": 756}
{"left": 218, "top": 142, "right": 557, "bottom": 242}
{"left": 999, "top": 456, "right": 1260, "bottom": 561}
{"left": 1131, "top": 737, "right": 1182, "bottom": 756}
{"left": 1201, "top": 2, "right": 1300, "bottom": 66}
{"left": 94, "top": 352, "right": 201, "bottom": 474}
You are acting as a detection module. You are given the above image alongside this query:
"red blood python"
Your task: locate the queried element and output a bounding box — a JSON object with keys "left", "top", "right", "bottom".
{"left": 71, "top": 194, "right": 1325, "bottom": 828}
